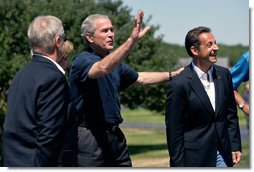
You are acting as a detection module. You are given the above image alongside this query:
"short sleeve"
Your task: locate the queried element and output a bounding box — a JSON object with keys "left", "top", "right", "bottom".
{"left": 70, "top": 51, "right": 100, "bottom": 84}
{"left": 119, "top": 63, "right": 138, "bottom": 90}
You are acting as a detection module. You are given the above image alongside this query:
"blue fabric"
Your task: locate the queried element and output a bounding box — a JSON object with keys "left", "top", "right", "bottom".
{"left": 230, "top": 50, "right": 249, "bottom": 89}
{"left": 216, "top": 151, "right": 227, "bottom": 167}
{"left": 69, "top": 50, "right": 138, "bottom": 125}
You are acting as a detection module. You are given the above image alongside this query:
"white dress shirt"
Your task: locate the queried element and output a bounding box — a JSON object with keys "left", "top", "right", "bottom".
{"left": 192, "top": 62, "right": 215, "bottom": 111}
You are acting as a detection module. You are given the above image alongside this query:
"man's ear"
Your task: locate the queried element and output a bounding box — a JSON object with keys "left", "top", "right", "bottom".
{"left": 85, "top": 33, "right": 93, "bottom": 43}
{"left": 190, "top": 46, "right": 199, "bottom": 56}
{"left": 54, "top": 35, "right": 62, "bottom": 48}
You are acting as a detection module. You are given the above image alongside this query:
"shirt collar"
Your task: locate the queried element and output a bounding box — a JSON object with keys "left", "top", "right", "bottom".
{"left": 33, "top": 54, "right": 65, "bottom": 75}
{"left": 192, "top": 61, "right": 213, "bottom": 81}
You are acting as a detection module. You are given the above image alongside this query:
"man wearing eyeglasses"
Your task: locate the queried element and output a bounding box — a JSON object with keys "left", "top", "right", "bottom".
{"left": 165, "top": 26, "right": 242, "bottom": 167}
{"left": 2, "top": 15, "right": 77, "bottom": 167}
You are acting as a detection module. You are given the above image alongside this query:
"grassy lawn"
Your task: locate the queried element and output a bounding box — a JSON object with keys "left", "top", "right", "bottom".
{"left": 122, "top": 127, "right": 169, "bottom": 167}
{"left": 121, "top": 108, "right": 164, "bottom": 124}
{"left": 121, "top": 108, "right": 249, "bottom": 168}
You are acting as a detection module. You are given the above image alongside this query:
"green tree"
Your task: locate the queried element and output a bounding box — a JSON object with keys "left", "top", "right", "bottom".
{"left": 0, "top": 0, "right": 176, "bottom": 141}
{"left": 0, "top": 0, "right": 34, "bottom": 134}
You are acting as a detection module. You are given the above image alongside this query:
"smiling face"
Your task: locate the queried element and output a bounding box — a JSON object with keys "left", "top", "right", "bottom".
{"left": 191, "top": 32, "right": 219, "bottom": 71}
{"left": 198, "top": 32, "right": 219, "bottom": 62}
{"left": 86, "top": 17, "right": 114, "bottom": 57}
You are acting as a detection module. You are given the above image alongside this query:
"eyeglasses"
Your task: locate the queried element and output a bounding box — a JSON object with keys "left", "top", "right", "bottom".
{"left": 59, "top": 34, "right": 68, "bottom": 42}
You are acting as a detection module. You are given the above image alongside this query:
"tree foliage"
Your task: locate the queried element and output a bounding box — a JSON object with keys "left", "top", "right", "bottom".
{"left": 0, "top": 0, "right": 175, "bottom": 120}
{"left": 0, "top": 0, "right": 249, "bottom": 123}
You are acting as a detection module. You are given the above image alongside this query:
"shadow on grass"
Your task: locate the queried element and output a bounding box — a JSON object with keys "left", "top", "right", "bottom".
{"left": 128, "top": 144, "right": 168, "bottom": 155}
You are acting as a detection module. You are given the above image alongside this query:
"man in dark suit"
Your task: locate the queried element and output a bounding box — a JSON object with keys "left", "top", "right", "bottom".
{"left": 165, "top": 26, "right": 242, "bottom": 167}
{"left": 2, "top": 15, "right": 77, "bottom": 167}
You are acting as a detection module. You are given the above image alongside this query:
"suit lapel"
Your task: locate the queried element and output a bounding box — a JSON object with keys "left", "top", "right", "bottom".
{"left": 213, "top": 66, "right": 223, "bottom": 116}
{"left": 187, "top": 65, "right": 215, "bottom": 117}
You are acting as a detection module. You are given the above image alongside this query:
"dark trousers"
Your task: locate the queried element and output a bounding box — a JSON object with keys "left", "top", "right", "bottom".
{"left": 77, "top": 125, "right": 132, "bottom": 167}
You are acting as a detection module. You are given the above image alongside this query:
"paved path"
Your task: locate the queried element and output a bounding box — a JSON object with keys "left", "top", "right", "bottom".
{"left": 121, "top": 122, "right": 249, "bottom": 141}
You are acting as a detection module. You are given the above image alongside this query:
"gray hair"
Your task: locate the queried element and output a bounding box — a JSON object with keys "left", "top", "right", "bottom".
{"left": 81, "top": 14, "right": 109, "bottom": 38}
{"left": 27, "top": 15, "right": 64, "bottom": 54}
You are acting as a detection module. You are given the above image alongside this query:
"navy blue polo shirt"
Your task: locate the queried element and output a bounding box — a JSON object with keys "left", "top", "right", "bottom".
{"left": 69, "top": 50, "right": 138, "bottom": 126}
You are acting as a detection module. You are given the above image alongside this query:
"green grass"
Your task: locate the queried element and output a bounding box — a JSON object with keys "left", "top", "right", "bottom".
{"left": 122, "top": 128, "right": 169, "bottom": 167}
{"left": 121, "top": 108, "right": 249, "bottom": 168}
{"left": 0, "top": 108, "right": 248, "bottom": 167}
{"left": 122, "top": 108, "right": 164, "bottom": 124}
{"left": 236, "top": 140, "right": 249, "bottom": 168}
{"left": 122, "top": 107, "right": 248, "bottom": 126}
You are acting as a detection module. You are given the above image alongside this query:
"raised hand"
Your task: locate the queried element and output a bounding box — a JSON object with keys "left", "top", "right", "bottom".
{"left": 130, "top": 10, "right": 150, "bottom": 42}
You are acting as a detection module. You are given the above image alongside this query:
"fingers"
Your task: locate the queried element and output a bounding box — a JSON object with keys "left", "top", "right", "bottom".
{"left": 133, "top": 16, "right": 137, "bottom": 28}
{"left": 143, "top": 26, "right": 151, "bottom": 33}
{"left": 176, "top": 67, "right": 184, "bottom": 75}
{"left": 232, "top": 151, "right": 242, "bottom": 165}
{"left": 232, "top": 152, "right": 236, "bottom": 164}
{"left": 138, "top": 26, "right": 151, "bottom": 38}
{"left": 172, "top": 67, "right": 184, "bottom": 76}
{"left": 134, "top": 10, "right": 144, "bottom": 29}
{"left": 235, "top": 152, "right": 241, "bottom": 164}
{"left": 136, "top": 10, "right": 144, "bottom": 24}
{"left": 131, "top": 10, "right": 149, "bottom": 41}
{"left": 179, "top": 67, "right": 185, "bottom": 73}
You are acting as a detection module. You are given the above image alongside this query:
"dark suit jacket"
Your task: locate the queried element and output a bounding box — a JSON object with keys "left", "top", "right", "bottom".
{"left": 166, "top": 64, "right": 242, "bottom": 167}
{"left": 3, "top": 55, "right": 77, "bottom": 167}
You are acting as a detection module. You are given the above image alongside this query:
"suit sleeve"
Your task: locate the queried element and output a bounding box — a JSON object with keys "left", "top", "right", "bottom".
{"left": 226, "top": 71, "right": 242, "bottom": 152}
{"left": 57, "top": 99, "right": 78, "bottom": 167}
{"left": 166, "top": 80, "right": 186, "bottom": 167}
{"left": 34, "top": 74, "right": 68, "bottom": 166}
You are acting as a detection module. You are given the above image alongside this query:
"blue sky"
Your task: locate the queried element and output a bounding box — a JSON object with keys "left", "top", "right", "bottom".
{"left": 119, "top": 0, "right": 249, "bottom": 46}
